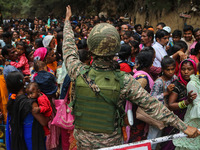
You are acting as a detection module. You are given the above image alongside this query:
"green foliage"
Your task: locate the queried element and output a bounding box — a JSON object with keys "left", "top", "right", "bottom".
{"left": 0, "top": 0, "right": 194, "bottom": 19}
{"left": 0, "top": 0, "right": 22, "bottom": 18}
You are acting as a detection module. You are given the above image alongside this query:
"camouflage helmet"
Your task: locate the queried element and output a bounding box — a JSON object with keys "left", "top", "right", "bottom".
{"left": 87, "top": 23, "right": 120, "bottom": 56}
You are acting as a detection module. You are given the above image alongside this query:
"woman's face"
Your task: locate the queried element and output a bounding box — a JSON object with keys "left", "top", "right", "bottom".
{"left": 181, "top": 62, "right": 195, "bottom": 81}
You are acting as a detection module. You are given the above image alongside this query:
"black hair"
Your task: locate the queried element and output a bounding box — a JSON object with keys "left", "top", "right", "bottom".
{"left": 118, "top": 44, "right": 131, "bottom": 60}
{"left": 6, "top": 71, "right": 24, "bottom": 94}
{"left": 193, "top": 28, "right": 200, "bottom": 36}
{"left": 34, "top": 60, "right": 46, "bottom": 72}
{"left": 47, "top": 30, "right": 53, "bottom": 35}
{"left": 142, "top": 30, "right": 154, "bottom": 42}
{"left": 155, "top": 29, "right": 168, "bottom": 39}
{"left": 12, "top": 31, "right": 19, "bottom": 36}
{"left": 108, "top": 18, "right": 114, "bottom": 23}
{"left": 46, "top": 47, "right": 53, "bottom": 56}
{"left": 148, "top": 25, "right": 154, "bottom": 28}
{"left": 156, "top": 22, "right": 166, "bottom": 28}
{"left": 26, "top": 82, "right": 39, "bottom": 90}
{"left": 183, "top": 25, "right": 193, "bottom": 33}
{"left": 1, "top": 44, "right": 13, "bottom": 57}
{"left": 124, "top": 31, "right": 132, "bottom": 38}
{"left": 161, "top": 56, "right": 176, "bottom": 70}
{"left": 172, "top": 30, "right": 182, "bottom": 38}
{"left": 34, "top": 38, "right": 43, "bottom": 48}
{"left": 6, "top": 71, "right": 24, "bottom": 117}
{"left": 191, "top": 41, "right": 200, "bottom": 55}
{"left": 56, "top": 32, "right": 63, "bottom": 60}
{"left": 134, "top": 24, "right": 142, "bottom": 30}
{"left": 53, "top": 27, "right": 62, "bottom": 33}
{"left": 181, "top": 59, "right": 193, "bottom": 68}
{"left": 147, "top": 30, "right": 154, "bottom": 39}
{"left": 170, "top": 44, "right": 182, "bottom": 54}
{"left": 2, "top": 32, "right": 12, "bottom": 38}
{"left": 57, "top": 31, "right": 63, "bottom": 42}
{"left": 32, "top": 30, "right": 39, "bottom": 37}
{"left": 16, "top": 41, "right": 27, "bottom": 52}
{"left": 129, "top": 40, "right": 139, "bottom": 49}
{"left": 25, "top": 46, "right": 34, "bottom": 58}
{"left": 132, "top": 34, "right": 141, "bottom": 43}
{"left": 77, "top": 38, "right": 87, "bottom": 49}
{"left": 175, "top": 40, "right": 188, "bottom": 52}
{"left": 135, "top": 47, "right": 155, "bottom": 70}
{"left": 78, "top": 49, "right": 91, "bottom": 63}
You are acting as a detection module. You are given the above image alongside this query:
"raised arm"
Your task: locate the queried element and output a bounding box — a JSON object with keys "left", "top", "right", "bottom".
{"left": 62, "top": 5, "right": 86, "bottom": 80}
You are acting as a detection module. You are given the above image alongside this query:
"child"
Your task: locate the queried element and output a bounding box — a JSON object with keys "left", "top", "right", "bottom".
{"left": 10, "top": 41, "right": 30, "bottom": 76}
{"left": 147, "top": 56, "right": 177, "bottom": 150}
{"left": 33, "top": 60, "right": 59, "bottom": 150}
{"left": 123, "top": 31, "right": 132, "bottom": 44}
{"left": 33, "top": 60, "right": 57, "bottom": 96}
{"left": 26, "top": 82, "right": 52, "bottom": 136}
{"left": 118, "top": 44, "right": 134, "bottom": 73}
{"left": 167, "top": 41, "right": 187, "bottom": 75}
{"left": 31, "top": 60, "right": 47, "bottom": 82}
{"left": 129, "top": 40, "right": 139, "bottom": 63}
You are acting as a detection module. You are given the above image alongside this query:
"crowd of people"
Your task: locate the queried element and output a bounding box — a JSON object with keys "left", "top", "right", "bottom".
{"left": 0, "top": 5, "right": 200, "bottom": 150}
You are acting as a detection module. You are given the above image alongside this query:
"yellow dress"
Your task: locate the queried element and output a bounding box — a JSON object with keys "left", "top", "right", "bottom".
{"left": 0, "top": 75, "right": 8, "bottom": 124}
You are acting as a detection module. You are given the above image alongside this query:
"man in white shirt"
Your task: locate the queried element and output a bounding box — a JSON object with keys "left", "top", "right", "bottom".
{"left": 153, "top": 29, "right": 169, "bottom": 67}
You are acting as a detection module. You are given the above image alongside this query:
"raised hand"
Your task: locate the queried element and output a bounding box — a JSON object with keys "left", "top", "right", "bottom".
{"left": 65, "top": 5, "right": 72, "bottom": 21}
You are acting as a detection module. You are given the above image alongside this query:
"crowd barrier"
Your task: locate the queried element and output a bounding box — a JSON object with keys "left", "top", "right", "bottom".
{"left": 99, "top": 129, "right": 200, "bottom": 150}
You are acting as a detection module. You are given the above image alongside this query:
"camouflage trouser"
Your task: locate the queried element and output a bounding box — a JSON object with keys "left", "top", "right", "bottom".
{"left": 74, "top": 128, "right": 123, "bottom": 149}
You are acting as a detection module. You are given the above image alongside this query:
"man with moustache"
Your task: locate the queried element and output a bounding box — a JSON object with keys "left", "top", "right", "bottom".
{"left": 140, "top": 29, "right": 154, "bottom": 50}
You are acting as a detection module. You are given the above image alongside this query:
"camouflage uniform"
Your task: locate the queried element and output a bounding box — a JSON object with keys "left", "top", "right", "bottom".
{"left": 62, "top": 20, "right": 187, "bottom": 149}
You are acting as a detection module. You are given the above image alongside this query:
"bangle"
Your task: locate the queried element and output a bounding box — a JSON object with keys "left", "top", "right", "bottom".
{"left": 178, "top": 100, "right": 187, "bottom": 109}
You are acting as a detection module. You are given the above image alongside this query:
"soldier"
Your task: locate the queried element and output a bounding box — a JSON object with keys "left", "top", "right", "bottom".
{"left": 63, "top": 5, "right": 200, "bottom": 149}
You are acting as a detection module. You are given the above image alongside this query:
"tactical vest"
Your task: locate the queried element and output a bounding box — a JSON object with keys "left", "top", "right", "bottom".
{"left": 72, "top": 67, "right": 125, "bottom": 134}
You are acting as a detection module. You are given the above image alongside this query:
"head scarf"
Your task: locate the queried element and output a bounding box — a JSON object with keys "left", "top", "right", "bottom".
{"left": 3, "top": 65, "right": 19, "bottom": 79}
{"left": 178, "top": 59, "right": 197, "bottom": 86}
{"left": 33, "top": 47, "right": 47, "bottom": 61}
{"left": 42, "top": 35, "right": 54, "bottom": 48}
